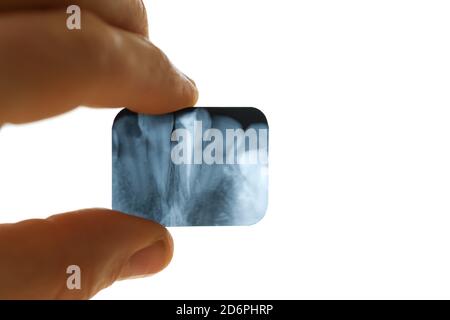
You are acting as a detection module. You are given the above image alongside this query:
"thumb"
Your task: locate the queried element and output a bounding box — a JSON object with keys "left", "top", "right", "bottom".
{"left": 0, "top": 209, "right": 174, "bottom": 299}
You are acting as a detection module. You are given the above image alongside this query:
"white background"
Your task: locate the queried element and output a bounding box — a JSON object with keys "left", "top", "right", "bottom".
{"left": 1, "top": 0, "right": 450, "bottom": 299}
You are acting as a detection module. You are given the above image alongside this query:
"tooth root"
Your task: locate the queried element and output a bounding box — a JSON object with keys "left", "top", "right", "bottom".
{"left": 137, "top": 113, "right": 174, "bottom": 198}
{"left": 113, "top": 112, "right": 158, "bottom": 218}
{"left": 208, "top": 116, "right": 269, "bottom": 225}
{"left": 173, "top": 108, "right": 212, "bottom": 200}
{"left": 239, "top": 122, "right": 269, "bottom": 225}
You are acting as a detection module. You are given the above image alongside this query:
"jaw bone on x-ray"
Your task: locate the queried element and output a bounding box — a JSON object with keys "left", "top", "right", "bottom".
{"left": 112, "top": 107, "right": 269, "bottom": 227}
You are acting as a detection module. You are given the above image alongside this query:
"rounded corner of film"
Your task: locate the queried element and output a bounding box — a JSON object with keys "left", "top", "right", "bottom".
{"left": 112, "top": 107, "right": 269, "bottom": 227}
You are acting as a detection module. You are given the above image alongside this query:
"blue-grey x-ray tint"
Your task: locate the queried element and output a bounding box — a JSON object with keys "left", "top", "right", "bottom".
{"left": 112, "top": 107, "right": 269, "bottom": 226}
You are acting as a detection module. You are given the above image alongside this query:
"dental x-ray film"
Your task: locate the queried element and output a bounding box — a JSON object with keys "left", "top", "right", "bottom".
{"left": 112, "top": 107, "right": 269, "bottom": 226}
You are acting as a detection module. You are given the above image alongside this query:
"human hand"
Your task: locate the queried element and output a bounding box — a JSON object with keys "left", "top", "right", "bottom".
{"left": 0, "top": 0, "right": 198, "bottom": 299}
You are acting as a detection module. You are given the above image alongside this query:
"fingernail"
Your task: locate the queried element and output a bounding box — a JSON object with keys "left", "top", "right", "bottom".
{"left": 175, "top": 69, "right": 199, "bottom": 105}
{"left": 182, "top": 72, "right": 197, "bottom": 88}
{"left": 181, "top": 72, "right": 199, "bottom": 105}
{"left": 120, "top": 235, "right": 173, "bottom": 279}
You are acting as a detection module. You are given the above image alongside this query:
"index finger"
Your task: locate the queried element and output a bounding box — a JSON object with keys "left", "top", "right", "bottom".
{"left": 0, "top": 10, "right": 198, "bottom": 124}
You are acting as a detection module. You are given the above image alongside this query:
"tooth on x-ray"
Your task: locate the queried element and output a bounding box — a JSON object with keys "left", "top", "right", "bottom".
{"left": 112, "top": 107, "right": 269, "bottom": 227}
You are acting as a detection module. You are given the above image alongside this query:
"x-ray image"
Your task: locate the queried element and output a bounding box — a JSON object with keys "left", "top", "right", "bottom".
{"left": 112, "top": 107, "right": 269, "bottom": 226}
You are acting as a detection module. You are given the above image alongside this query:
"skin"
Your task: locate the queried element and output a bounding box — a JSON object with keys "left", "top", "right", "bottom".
{"left": 0, "top": 0, "right": 198, "bottom": 299}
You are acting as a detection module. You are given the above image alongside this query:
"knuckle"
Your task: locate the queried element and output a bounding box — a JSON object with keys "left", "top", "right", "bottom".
{"left": 69, "top": 11, "right": 119, "bottom": 75}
